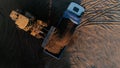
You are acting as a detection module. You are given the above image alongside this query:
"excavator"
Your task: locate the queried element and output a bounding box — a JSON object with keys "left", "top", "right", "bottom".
{"left": 10, "top": 2, "right": 85, "bottom": 59}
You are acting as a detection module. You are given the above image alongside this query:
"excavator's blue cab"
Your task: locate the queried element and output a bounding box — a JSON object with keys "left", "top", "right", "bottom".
{"left": 64, "top": 2, "right": 85, "bottom": 25}
{"left": 67, "top": 2, "right": 85, "bottom": 16}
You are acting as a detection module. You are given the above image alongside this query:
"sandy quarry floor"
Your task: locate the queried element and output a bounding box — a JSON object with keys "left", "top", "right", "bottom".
{"left": 0, "top": 0, "right": 120, "bottom": 68}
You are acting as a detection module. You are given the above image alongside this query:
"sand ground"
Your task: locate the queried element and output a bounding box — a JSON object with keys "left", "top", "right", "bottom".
{"left": 0, "top": 0, "right": 120, "bottom": 68}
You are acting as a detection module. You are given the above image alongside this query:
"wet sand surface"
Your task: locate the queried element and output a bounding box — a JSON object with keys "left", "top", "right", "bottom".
{"left": 0, "top": 0, "right": 120, "bottom": 68}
